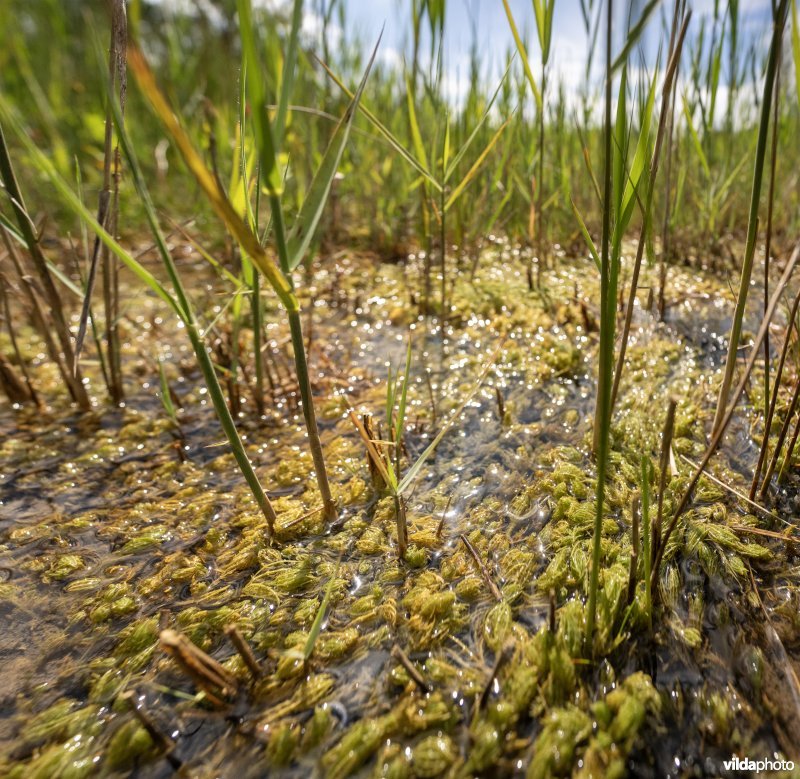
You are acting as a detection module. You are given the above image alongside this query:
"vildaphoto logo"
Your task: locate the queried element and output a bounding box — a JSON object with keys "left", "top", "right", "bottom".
{"left": 722, "top": 756, "right": 795, "bottom": 773}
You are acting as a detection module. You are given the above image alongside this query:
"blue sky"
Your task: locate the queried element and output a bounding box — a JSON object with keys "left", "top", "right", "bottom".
{"left": 312, "top": 0, "right": 775, "bottom": 108}
{"left": 156, "top": 0, "right": 778, "bottom": 116}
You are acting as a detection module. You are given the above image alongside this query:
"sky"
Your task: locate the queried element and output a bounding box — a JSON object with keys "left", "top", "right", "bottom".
{"left": 308, "top": 0, "right": 776, "bottom": 111}
{"left": 153, "top": 0, "right": 779, "bottom": 118}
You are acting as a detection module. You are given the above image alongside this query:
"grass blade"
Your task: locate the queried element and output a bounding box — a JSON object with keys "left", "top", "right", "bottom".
{"left": 445, "top": 116, "right": 512, "bottom": 212}
{"left": 236, "top": 0, "right": 284, "bottom": 197}
{"left": 304, "top": 562, "right": 340, "bottom": 661}
{"left": 571, "top": 198, "right": 601, "bottom": 272}
{"left": 109, "top": 86, "right": 279, "bottom": 532}
{"left": 711, "top": 0, "right": 789, "bottom": 434}
{"left": 405, "top": 71, "right": 429, "bottom": 173}
{"left": 127, "top": 45, "right": 296, "bottom": 311}
{"left": 0, "top": 100, "right": 179, "bottom": 316}
{"left": 611, "top": 0, "right": 660, "bottom": 73}
{"left": 286, "top": 33, "right": 382, "bottom": 271}
{"left": 502, "top": 0, "right": 542, "bottom": 110}
{"left": 274, "top": 0, "right": 303, "bottom": 152}
{"left": 315, "top": 56, "right": 441, "bottom": 191}
{"left": 792, "top": 0, "right": 800, "bottom": 109}
{"left": 618, "top": 71, "right": 657, "bottom": 235}
{"left": 681, "top": 93, "right": 710, "bottom": 179}
{"left": 396, "top": 341, "right": 502, "bottom": 496}
{"left": 445, "top": 62, "right": 512, "bottom": 182}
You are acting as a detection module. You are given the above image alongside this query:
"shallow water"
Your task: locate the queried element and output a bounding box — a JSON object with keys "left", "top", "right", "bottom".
{"left": 1, "top": 245, "right": 799, "bottom": 777}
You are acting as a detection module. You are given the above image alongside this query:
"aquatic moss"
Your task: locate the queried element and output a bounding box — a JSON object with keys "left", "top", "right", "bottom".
{"left": 455, "top": 575, "right": 483, "bottom": 602}
{"left": 403, "top": 575, "right": 453, "bottom": 619}
{"left": 322, "top": 712, "right": 398, "bottom": 779}
{"left": 267, "top": 721, "right": 300, "bottom": 766}
{"left": 580, "top": 672, "right": 661, "bottom": 778}
{"left": 273, "top": 559, "right": 316, "bottom": 593}
{"left": 89, "top": 668, "right": 130, "bottom": 703}
{"left": 483, "top": 601, "right": 512, "bottom": 653}
{"left": 527, "top": 706, "right": 592, "bottom": 779}
{"left": 356, "top": 525, "right": 389, "bottom": 555}
{"left": 302, "top": 705, "right": 333, "bottom": 750}
{"left": 6, "top": 741, "right": 97, "bottom": 779}
{"left": 45, "top": 554, "right": 85, "bottom": 581}
{"left": 404, "top": 544, "right": 428, "bottom": 568}
{"left": 410, "top": 733, "right": 457, "bottom": 777}
{"left": 120, "top": 526, "right": 172, "bottom": 555}
{"left": 105, "top": 719, "right": 155, "bottom": 771}
{"left": 314, "top": 627, "right": 360, "bottom": 661}
{"left": 26, "top": 700, "right": 85, "bottom": 743}
{"left": 528, "top": 672, "right": 659, "bottom": 778}
{"left": 0, "top": 254, "right": 788, "bottom": 778}
{"left": 463, "top": 720, "right": 502, "bottom": 774}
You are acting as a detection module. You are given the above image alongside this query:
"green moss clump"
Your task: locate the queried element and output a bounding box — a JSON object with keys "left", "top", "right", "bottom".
{"left": 528, "top": 671, "right": 660, "bottom": 778}
{"left": 455, "top": 575, "right": 483, "bottom": 602}
{"left": 483, "top": 601, "right": 512, "bottom": 653}
{"left": 410, "top": 734, "right": 457, "bottom": 777}
{"left": 314, "top": 627, "right": 360, "bottom": 660}
{"left": 116, "top": 618, "right": 159, "bottom": 655}
{"left": 273, "top": 559, "right": 316, "bottom": 593}
{"left": 403, "top": 544, "right": 428, "bottom": 568}
{"left": 46, "top": 554, "right": 84, "bottom": 581}
{"left": 267, "top": 721, "right": 299, "bottom": 766}
{"left": 527, "top": 706, "right": 592, "bottom": 779}
{"left": 322, "top": 713, "right": 397, "bottom": 779}
{"left": 105, "top": 719, "right": 155, "bottom": 771}
{"left": 463, "top": 720, "right": 503, "bottom": 774}
{"left": 120, "top": 526, "right": 172, "bottom": 555}
{"left": 302, "top": 706, "right": 333, "bottom": 750}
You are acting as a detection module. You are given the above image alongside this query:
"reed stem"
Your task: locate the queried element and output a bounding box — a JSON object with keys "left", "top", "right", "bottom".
{"left": 287, "top": 308, "right": 336, "bottom": 522}
{"left": 586, "top": 0, "right": 614, "bottom": 651}
{"left": 711, "top": 0, "right": 789, "bottom": 435}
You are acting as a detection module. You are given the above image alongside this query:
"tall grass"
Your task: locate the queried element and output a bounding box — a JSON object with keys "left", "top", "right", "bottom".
{"left": 504, "top": 0, "right": 555, "bottom": 282}
{"left": 0, "top": 124, "right": 90, "bottom": 410}
{"left": 121, "top": 0, "right": 383, "bottom": 522}
{"left": 0, "top": 97, "right": 281, "bottom": 532}
{"left": 610, "top": 6, "right": 691, "bottom": 414}
{"left": 4, "top": 1, "right": 799, "bottom": 267}
{"left": 711, "top": 0, "right": 789, "bottom": 435}
{"left": 585, "top": 0, "right": 615, "bottom": 651}
{"left": 582, "top": 0, "right": 665, "bottom": 649}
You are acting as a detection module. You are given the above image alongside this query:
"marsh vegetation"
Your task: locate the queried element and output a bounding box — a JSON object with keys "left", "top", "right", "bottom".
{"left": 2, "top": 0, "right": 800, "bottom": 776}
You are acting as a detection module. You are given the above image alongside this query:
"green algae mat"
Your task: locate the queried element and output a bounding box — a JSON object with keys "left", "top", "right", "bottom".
{"left": 1, "top": 250, "right": 799, "bottom": 778}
